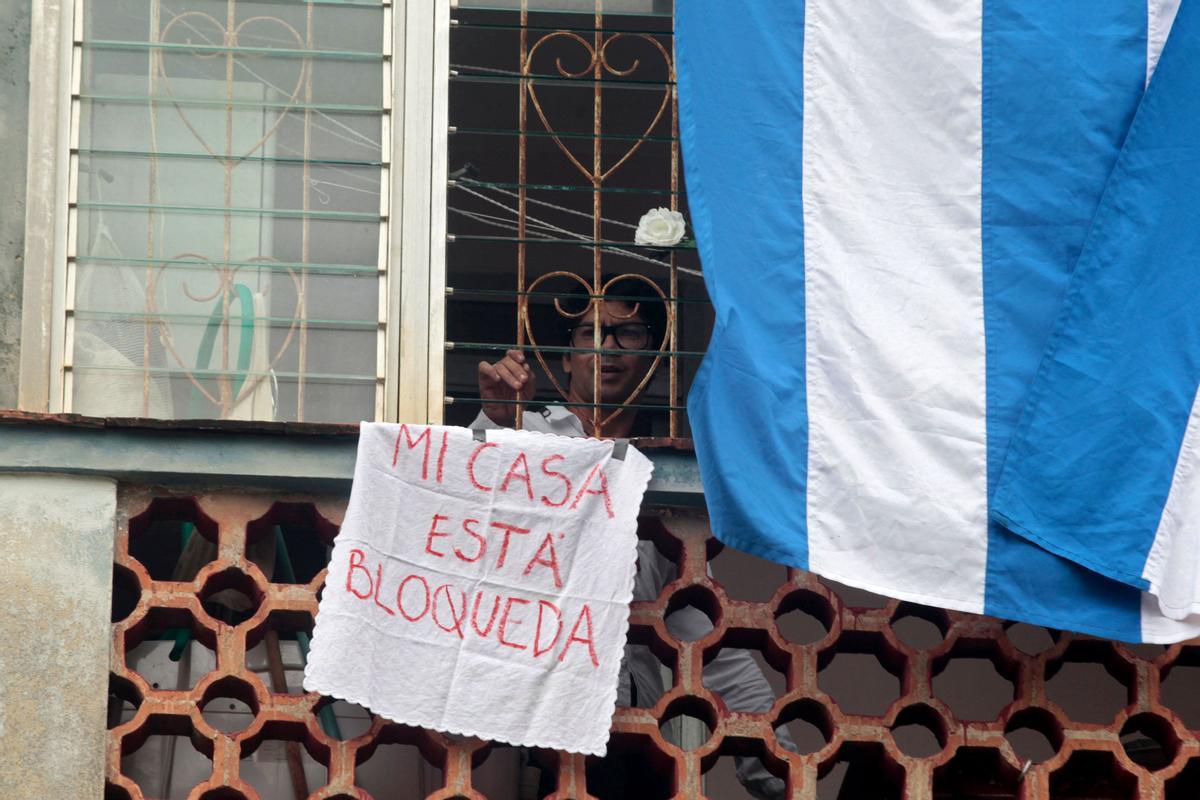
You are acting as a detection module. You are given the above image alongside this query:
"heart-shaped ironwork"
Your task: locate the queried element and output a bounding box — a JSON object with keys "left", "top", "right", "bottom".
{"left": 144, "top": 8, "right": 311, "bottom": 415}
{"left": 521, "top": 271, "right": 673, "bottom": 428}
{"left": 523, "top": 31, "right": 673, "bottom": 184}
{"left": 145, "top": 253, "right": 302, "bottom": 412}
{"left": 156, "top": 10, "right": 308, "bottom": 165}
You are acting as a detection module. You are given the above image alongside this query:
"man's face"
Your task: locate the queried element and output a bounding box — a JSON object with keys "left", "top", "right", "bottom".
{"left": 562, "top": 300, "right": 655, "bottom": 405}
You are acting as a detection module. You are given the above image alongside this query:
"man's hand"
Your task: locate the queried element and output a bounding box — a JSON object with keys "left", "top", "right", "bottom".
{"left": 478, "top": 349, "right": 536, "bottom": 427}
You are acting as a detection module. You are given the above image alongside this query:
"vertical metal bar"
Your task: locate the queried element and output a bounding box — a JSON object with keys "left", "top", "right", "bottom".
{"left": 219, "top": 0, "right": 237, "bottom": 415}
{"left": 668, "top": 27, "right": 680, "bottom": 439}
{"left": 516, "top": 0, "right": 529, "bottom": 431}
{"left": 591, "top": 0, "right": 603, "bottom": 438}
{"left": 263, "top": 630, "right": 310, "bottom": 800}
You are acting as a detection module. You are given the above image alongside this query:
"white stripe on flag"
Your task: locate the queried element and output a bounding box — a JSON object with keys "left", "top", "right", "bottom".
{"left": 1144, "top": 384, "right": 1200, "bottom": 620}
{"left": 1141, "top": 0, "right": 1200, "bottom": 644}
{"left": 1148, "top": 0, "right": 1183, "bottom": 85}
{"left": 802, "top": 0, "right": 988, "bottom": 612}
{"left": 1141, "top": 593, "right": 1200, "bottom": 644}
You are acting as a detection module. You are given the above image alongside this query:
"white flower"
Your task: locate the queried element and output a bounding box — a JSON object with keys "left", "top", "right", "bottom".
{"left": 634, "top": 207, "right": 687, "bottom": 247}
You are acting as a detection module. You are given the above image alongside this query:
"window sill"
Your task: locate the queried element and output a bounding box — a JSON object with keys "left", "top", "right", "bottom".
{"left": 0, "top": 411, "right": 701, "bottom": 504}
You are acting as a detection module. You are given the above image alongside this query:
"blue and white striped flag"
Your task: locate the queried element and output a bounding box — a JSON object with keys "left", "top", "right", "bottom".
{"left": 678, "top": 0, "right": 1198, "bottom": 643}
{"left": 991, "top": 0, "right": 1200, "bottom": 633}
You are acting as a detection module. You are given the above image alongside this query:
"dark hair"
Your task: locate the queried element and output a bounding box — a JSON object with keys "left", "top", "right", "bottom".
{"left": 557, "top": 274, "right": 668, "bottom": 347}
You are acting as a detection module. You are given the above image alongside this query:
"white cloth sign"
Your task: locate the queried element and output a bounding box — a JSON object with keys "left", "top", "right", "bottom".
{"left": 303, "top": 423, "right": 652, "bottom": 755}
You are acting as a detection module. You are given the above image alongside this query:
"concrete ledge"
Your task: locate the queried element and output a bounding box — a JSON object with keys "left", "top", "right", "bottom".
{"left": 0, "top": 414, "right": 705, "bottom": 505}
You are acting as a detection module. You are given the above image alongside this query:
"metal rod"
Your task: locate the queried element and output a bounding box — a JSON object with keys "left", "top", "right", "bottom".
{"left": 457, "top": 178, "right": 681, "bottom": 194}
{"left": 591, "top": 0, "right": 603, "bottom": 437}
{"left": 669, "top": 31, "right": 679, "bottom": 438}
{"left": 445, "top": 395, "right": 686, "bottom": 412}
{"left": 447, "top": 340, "right": 705, "bottom": 358}
{"left": 516, "top": 0, "right": 529, "bottom": 431}
{"left": 264, "top": 629, "right": 311, "bottom": 800}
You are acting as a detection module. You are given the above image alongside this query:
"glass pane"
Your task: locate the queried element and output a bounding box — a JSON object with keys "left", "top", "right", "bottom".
{"left": 73, "top": 0, "right": 386, "bottom": 422}
{"left": 446, "top": 3, "right": 708, "bottom": 439}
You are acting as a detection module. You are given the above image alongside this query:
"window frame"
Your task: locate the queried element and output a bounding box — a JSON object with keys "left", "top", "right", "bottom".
{"left": 18, "top": 0, "right": 451, "bottom": 425}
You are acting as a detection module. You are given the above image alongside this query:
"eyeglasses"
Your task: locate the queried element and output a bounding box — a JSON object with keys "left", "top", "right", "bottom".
{"left": 568, "top": 323, "right": 654, "bottom": 351}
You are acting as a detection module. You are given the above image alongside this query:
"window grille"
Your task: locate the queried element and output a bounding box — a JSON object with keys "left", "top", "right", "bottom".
{"left": 68, "top": 0, "right": 391, "bottom": 422}
{"left": 443, "top": 0, "right": 710, "bottom": 439}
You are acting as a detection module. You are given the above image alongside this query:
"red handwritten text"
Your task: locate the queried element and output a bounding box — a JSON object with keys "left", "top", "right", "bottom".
{"left": 392, "top": 427, "right": 615, "bottom": 519}
{"left": 345, "top": 549, "right": 599, "bottom": 668}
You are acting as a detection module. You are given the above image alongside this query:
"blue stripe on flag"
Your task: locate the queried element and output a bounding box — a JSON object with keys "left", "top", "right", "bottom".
{"left": 679, "top": 0, "right": 1199, "bottom": 642}
{"left": 678, "top": 1, "right": 811, "bottom": 568}
{"left": 992, "top": 0, "right": 1200, "bottom": 595}
{"left": 981, "top": 1, "right": 1149, "bottom": 640}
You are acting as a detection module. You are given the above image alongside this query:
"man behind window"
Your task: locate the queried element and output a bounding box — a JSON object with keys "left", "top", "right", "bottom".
{"left": 473, "top": 276, "right": 793, "bottom": 800}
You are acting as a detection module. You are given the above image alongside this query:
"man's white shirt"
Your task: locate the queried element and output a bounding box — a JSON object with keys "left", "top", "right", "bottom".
{"left": 471, "top": 406, "right": 793, "bottom": 799}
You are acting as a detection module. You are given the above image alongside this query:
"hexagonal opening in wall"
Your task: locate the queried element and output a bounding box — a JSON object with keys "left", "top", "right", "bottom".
{"left": 1048, "top": 750, "right": 1137, "bottom": 800}
{"left": 245, "top": 609, "right": 317, "bottom": 695}
{"left": 664, "top": 583, "right": 722, "bottom": 642}
{"left": 107, "top": 672, "right": 143, "bottom": 730}
{"left": 710, "top": 543, "right": 789, "bottom": 603}
{"left": 246, "top": 502, "right": 339, "bottom": 585}
{"left": 127, "top": 497, "right": 219, "bottom": 581}
{"left": 703, "top": 625, "right": 791, "bottom": 709}
{"left": 120, "top": 714, "right": 214, "bottom": 798}
{"left": 240, "top": 719, "right": 331, "bottom": 799}
{"left": 701, "top": 736, "right": 790, "bottom": 800}
{"left": 818, "top": 632, "right": 905, "bottom": 717}
{"left": 1120, "top": 712, "right": 1179, "bottom": 771}
{"left": 355, "top": 722, "right": 447, "bottom": 798}
{"left": 112, "top": 563, "right": 142, "bottom": 623}
{"left": 585, "top": 732, "right": 675, "bottom": 800}
{"left": 933, "top": 747, "right": 1019, "bottom": 800}
{"left": 624, "top": 621, "right": 679, "bottom": 705}
{"left": 1003, "top": 622, "right": 1058, "bottom": 656}
{"left": 817, "top": 741, "right": 903, "bottom": 800}
{"left": 198, "top": 566, "right": 265, "bottom": 627}
{"left": 659, "top": 695, "right": 717, "bottom": 751}
{"left": 1166, "top": 757, "right": 1200, "bottom": 799}
{"left": 199, "top": 675, "right": 260, "bottom": 735}
{"left": 775, "top": 698, "right": 833, "bottom": 756}
{"left": 889, "top": 603, "right": 949, "bottom": 651}
{"left": 636, "top": 516, "right": 684, "bottom": 583}
{"left": 1161, "top": 647, "right": 1200, "bottom": 730}
{"left": 198, "top": 788, "right": 249, "bottom": 800}
{"left": 1045, "top": 641, "right": 1131, "bottom": 726}
{"left": 312, "top": 696, "right": 376, "bottom": 741}
{"left": 1004, "top": 707, "right": 1063, "bottom": 765}
{"left": 932, "top": 640, "right": 1016, "bottom": 722}
{"left": 104, "top": 783, "right": 133, "bottom": 800}
{"left": 124, "top": 606, "right": 218, "bottom": 690}
{"left": 890, "top": 703, "right": 948, "bottom": 758}
{"left": 776, "top": 588, "right": 835, "bottom": 646}
{"left": 473, "top": 745, "right": 537, "bottom": 798}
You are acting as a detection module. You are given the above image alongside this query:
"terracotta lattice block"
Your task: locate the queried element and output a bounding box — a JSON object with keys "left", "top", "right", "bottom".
{"left": 108, "top": 488, "right": 1200, "bottom": 799}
